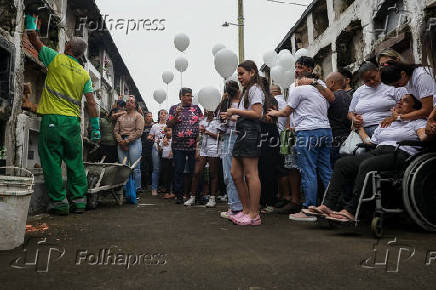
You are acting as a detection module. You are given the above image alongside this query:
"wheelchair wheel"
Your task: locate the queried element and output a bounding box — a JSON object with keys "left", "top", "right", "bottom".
{"left": 403, "top": 153, "right": 436, "bottom": 231}
{"left": 371, "top": 217, "right": 383, "bottom": 239}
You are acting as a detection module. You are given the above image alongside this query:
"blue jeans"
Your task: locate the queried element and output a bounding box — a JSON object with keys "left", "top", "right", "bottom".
{"left": 221, "top": 133, "right": 242, "bottom": 211}
{"left": 173, "top": 150, "right": 196, "bottom": 199}
{"left": 151, "top": 145, "right": 160, "bottom": 190}
{"left": 295, "top": 128, "right": 333, "bottom": 207}
{"left": 118, "top": 138, "right": 142, "bottom": 190}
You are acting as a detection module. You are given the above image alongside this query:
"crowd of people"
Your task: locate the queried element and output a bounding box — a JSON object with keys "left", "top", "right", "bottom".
{"left": 94, "top": 48, "right": 436, "bottom": 227}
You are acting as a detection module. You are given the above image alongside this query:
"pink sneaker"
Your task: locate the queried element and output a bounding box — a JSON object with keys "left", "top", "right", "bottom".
{"left": 230, "top": 211, "right": 245, "bottom": 223}
{"left": 251, "top": 215, "right": 262, "bottom": 226}
{"left": 233, "top": 214, "right": 252, "bottom": 226}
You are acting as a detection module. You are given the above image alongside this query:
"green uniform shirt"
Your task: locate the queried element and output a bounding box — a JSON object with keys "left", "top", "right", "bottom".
{"left": 37, "top": 46, "right": 94, "bottom": 117}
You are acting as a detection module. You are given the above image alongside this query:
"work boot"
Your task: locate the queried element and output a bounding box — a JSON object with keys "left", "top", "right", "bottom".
{"left": 48, "top": 205, "right": 69, "bottom": 216}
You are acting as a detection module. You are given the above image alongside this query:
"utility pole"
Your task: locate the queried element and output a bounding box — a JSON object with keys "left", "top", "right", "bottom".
{"left": 238, "top": 0, "right": 244, "bottom": 63}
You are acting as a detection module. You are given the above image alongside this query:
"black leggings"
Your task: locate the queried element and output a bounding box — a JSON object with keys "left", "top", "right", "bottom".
{"left": 323, "top": 145, "right": 410, "bottom": 214}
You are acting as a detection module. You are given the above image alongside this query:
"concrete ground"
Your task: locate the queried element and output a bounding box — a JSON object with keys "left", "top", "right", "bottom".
{"left": 1, "top": 193, "right": 436, "bottom": 290}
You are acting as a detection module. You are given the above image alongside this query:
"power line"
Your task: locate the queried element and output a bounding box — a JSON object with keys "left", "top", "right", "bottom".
{"left": 266, "top": 0, "right": 308, "bottom": 7}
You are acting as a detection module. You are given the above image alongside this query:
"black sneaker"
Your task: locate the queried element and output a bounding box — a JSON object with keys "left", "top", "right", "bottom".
{"left": 175, "top": 197, "right": 184, "bottom": 204}
{"left": 272, "top": 202, "right": 301, "bottom": 214}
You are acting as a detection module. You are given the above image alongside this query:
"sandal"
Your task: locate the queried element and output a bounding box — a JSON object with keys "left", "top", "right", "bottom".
{"left": 325, "top": 211, "right": 355, "bottom": 223}
{"left": 302, "top": 206, "right": 331, "bottom": 217}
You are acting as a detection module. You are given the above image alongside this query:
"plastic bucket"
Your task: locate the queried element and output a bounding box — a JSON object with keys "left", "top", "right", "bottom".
{"left": 0, "top": 167, "right": 34, "bottom": 250}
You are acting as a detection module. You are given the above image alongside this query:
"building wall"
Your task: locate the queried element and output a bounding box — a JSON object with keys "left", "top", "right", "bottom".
{"left": 278, "top": 0, "right": 435, "bottom": 79}
{"left": 0, "top": 0, "right": 143, "bottom": 215}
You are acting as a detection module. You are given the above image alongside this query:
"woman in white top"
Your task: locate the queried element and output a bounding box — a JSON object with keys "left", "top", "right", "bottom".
{"left": 305, "top": 94, "right": 430, "bottom": 222}
{"left": 380, "top": 61, "right": 434, "bottom": 124}
{"left": 221, "top": 60, "right": 264, "bottom": 226}
{"left": 216, "top": 81, "right": 243, "bottom": 219}
{"left": 148, "top": 109, "right": 168, "bottom": 196}
{"left": 348, "top": 62, "right": 407, "bottom": 137}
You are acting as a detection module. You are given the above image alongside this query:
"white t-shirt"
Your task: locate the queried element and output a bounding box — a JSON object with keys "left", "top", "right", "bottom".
{"left": 349, "top": 83, "right": 407, "bottom": 127}
{"left": 238, "top": 85, "right": 265, "bottom": 112}
{"left": 287, "top": 83, "right": 331, "bottom": 132}
{"left": 404, "top": 67, "right": 436, "bottom": 106}
{"left": 275, "top": 94, "right": 288, "bottom": 134}
{"left": 159, "top": 138, "right": 172, "bottom": 159}
{"left": 150, "top": 123, "right": 166, "bottom": 146}
{"left": 200, "top": 119, "right": 221, "bottom": 157}
{"left": 224, "top": 101, "right": 239, "bottom": 134}
{"left": 371, "top": 119, "right": 427, "bottom": 156}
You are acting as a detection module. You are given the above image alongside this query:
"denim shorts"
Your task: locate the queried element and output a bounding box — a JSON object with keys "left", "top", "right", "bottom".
{"left": 232, "top": 118, "right": 261, "bottom": 158}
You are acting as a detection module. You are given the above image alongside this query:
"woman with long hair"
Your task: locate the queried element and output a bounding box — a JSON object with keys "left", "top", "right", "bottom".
{"left": 221, "top": 60, "right": 264, "bottom": 226}
{"left": 216, "top": 81, "right": 244, "bottom": 219}
{"left": 380, "top": 61, "right": 435, "bottom": 125}
{"left": 149, "top": 109, "right": 168, "bottom": 196}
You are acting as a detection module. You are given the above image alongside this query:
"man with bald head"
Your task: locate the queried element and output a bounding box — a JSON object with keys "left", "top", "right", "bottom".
{"left": 325, "top": 72, "right": 353, "bottom": 165}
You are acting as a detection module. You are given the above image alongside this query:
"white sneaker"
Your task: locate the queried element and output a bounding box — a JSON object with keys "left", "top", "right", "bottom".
{"left": 205, "top": 197, "right": 216, "bottom": 208}
{"left": 184, "top": 196, "right": 196, "bottom": 206}
{"left": 217, "top": 194, "right": 228, "bottom": 202}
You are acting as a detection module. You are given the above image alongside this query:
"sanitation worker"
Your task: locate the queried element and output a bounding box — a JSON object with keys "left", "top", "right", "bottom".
{"left": 25, "top": 14, "right": 100, "bottom": 215}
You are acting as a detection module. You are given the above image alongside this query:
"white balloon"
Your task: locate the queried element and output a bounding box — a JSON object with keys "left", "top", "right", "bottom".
{"left": 192, "top": 92, "right": 199, "bottom": 105}
{"left": 162, "top": 71, "right": 174, "bottom": 85}
{"left": 270, "top": 65, "right": 285, "bottom": 84}
{"left": 214, "top": 48, "right": 238, "bottom": 79}
{"left": 229, "top": 71, "right": 238, "bottom": 82}
{"left": 279, "top": 69, "right": 294, "bottom": 89}
{"left": 295, "top": 48, "right": 309, "bottom": 60}
{"left": 277, "top": 53, "right": 295, "bottom": 71}
{"left": 174, "top": 33, "right": 190, "bottom": 52}
{"left": 153, "top": 89, "right": 167, "bottom": 104}
{"left": 263, "top": 49, "right": 278, "bottom": 68}
{"left": 212, "top": 44, "right": 226, "bottom": 56}
{"left": 198, "top": 86, "right": 221, "bottom": 111}
{"left": 278, "top": 49, "right": 291, "bottom": 56}
{"left": 175, "top": 56, "right": 188, "bottom": 72}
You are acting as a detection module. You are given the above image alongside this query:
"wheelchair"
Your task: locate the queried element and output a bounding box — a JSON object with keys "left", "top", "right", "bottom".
{"left": 353, "top": 140, "right": 436, "bottom": 238}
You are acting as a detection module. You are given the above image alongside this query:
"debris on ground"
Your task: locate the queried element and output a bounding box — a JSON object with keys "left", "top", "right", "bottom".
{"left": 25, "top": 223, "right": 49, "bottom": 233}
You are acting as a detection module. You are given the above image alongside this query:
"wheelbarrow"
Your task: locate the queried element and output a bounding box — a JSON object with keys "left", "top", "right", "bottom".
{"left": 84, "top": 156, "right": 141, "bottom": 208}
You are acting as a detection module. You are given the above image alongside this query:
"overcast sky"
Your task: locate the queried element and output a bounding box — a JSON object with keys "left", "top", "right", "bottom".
{"left": 95, "top": 0, "right": 311, "bottom": 119}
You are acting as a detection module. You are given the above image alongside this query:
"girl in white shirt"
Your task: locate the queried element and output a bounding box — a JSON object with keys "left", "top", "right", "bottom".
{"left": 221, "top": 60, "right": 265, "bottom": 226}
{"left": 380, "top": 61, "right": 434, "bottom": 123}
{"left": 148, "top": 109, "right": 168, "bottom": 196}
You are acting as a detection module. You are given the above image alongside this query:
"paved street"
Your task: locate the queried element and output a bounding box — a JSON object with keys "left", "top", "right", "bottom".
{"left": 1, "top": 194, "right": 436, "bottom": 290}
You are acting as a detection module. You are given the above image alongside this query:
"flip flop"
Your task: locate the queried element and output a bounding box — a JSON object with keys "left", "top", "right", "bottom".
{"left": 325, "top": 211, "right": 355, "bottom": 223}
{"left": 302, "top": 206, "right": 330, "bottom": 217}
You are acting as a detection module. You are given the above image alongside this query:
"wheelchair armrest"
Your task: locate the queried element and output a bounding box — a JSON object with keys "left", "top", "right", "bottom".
{"left": 397, "top": 140, "right": 427, "bottom": 147}
{"left": 356, "top": 143, "right": 376, "bottom": 150}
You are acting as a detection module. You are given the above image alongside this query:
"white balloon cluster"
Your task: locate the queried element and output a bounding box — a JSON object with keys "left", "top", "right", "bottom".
{"left": 212, "top": 44, "right": 238, "bottom": 79}
{"left": 263, "top": 48, "right": 310, "bottom": 89}
{"left": 198, "top": 86, "right": 221, "bottom": 111}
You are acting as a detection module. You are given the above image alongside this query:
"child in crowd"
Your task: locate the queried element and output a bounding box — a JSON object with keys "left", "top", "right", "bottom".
{"left": 184, "top": 110, "right": 221, "bottom": 207}
{"left": 221, "top": 60, "right": 265, "bottom": 226}
{"left": 159, "top": 127, "right": 175, "bottom": 199}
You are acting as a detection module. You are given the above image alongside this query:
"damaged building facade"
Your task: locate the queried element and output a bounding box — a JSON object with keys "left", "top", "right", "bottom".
{"left": 0, "top": 0, "right": 145, "bottom": 214}
{"left": 268, "top": 0, "right": 436, "bottom": 83}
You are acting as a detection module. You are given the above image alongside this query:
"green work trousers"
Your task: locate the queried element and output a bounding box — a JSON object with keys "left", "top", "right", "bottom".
{"left": 38, "top": 114, "right": 87, "bottom": 210}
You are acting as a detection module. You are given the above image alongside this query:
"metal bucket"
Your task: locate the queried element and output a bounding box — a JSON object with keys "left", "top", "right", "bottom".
{"left": 0, "top": 167, "right": 34, "bottom": 250}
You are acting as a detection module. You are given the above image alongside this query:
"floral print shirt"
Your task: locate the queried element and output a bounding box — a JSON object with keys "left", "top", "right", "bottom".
{"left": 168, "top": 104, "right": 203, "bottom": 151}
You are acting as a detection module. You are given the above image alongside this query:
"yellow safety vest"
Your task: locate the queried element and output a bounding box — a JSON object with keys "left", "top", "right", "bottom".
{"left": 37, "top": 54, "right": 90, "bottom": 117}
